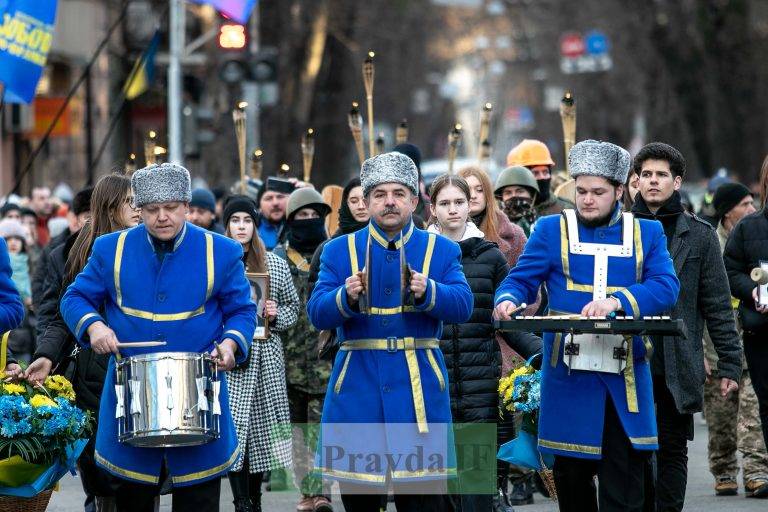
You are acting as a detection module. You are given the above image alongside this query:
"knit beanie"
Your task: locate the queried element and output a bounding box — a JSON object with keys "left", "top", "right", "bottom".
{"left": 190, "top": 188, "right": 217, "bottom": 213}
{"left": 223, "top": 195, "right": 259, "bottom": 228}
{"left": 713, "top": 183, "right": 752, "bottom": 220}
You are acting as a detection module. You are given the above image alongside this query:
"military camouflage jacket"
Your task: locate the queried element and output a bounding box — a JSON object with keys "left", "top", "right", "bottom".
{"left": 275, "top": 243, "right": 332, "bottom": 394}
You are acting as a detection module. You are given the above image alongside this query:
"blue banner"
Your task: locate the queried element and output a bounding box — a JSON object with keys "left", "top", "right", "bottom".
{"left": 0, "top": 0, "right": 58, "bottom": 104}
{"left": 190, "top": 0, "right": 257, "bottom": 24}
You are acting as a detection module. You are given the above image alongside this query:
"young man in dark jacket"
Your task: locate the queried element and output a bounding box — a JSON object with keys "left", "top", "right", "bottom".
{"left": 724, "top": 192, "right": 768, "bottom": 471}
{"left": 631, "top": 142, "right": 742, "bottom": 511}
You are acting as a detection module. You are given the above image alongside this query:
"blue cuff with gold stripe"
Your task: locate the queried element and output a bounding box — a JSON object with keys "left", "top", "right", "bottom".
{"left": 613, "top": 289, "right": 641, "bottom": 318}
{"left": 222, "top": 329, "right": 249, "bottom": 364}
{"left": 414, "top": 279, "right": 437, "bottom": 312}
{"left": 335, "top": 286, "right": 360, "bottom": 319}
{"left": 75, "top": 312, "right": 105, "bottom": 343}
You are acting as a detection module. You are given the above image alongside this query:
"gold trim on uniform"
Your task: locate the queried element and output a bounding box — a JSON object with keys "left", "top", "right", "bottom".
{"left": 347, "top": 234, "right": 359, "bottom": 275}
{"left": 624, "top": 336, "right": 638, "bottom": 413}
{"left": 114, "top": 231, "right": 214, "bottom": 321}
{"left": 551, "top": 332, "right": 562, "bottom": 368}
{"left": 75, "top": 312, "right": 99, "bottom": 337}
{"left": 336, "top": 288, "right": 350, "bottom": 318}
{"left": 634, "top": 219, "right": 643, "bottom": 282}
{"left": 95, "top": 451, "right": 159, "bottom": 484}
{"left": 369, "top": 222, "right": 414, "bottom": 249}
{"left": 559, "top": 216, "right": 633, "bottom": 294}
{"left": 223, "top": 329, "right": 246, "bottom": 347}
{"left": 391, "top": 467, "right": 458, "bottom": 479}
{"left": 629, "top": 436, "right": 658, "bottom": 445}
{"left": 315, "top": 467, "right": 387, "bottom": 483}
{"left": 616, "top": 288, "right": 640, "bottom": 318}
{"left": 538, "top": 438, "right": 602, "bottom": 456}
{"left": 421, "top": 234, "right": 436, "bottom": 276}
{"left": 405, "top": 345, "right": 429, "bottom": 433}
{"left": 426, "top": 349, "right": 445, "bottom": 391}
{"left": 171, "top": 447, "right": 239, "bottom": 484}
{"left": 334, "top": 351, "right": 353, "bottom": 393}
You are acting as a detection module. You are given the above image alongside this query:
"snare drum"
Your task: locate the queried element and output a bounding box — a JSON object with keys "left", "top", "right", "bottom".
{"left": 115, "top": 352, "right": 221, "bottom": 448}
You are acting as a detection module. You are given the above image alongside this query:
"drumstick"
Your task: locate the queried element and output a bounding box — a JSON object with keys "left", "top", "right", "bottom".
{"left": 115, "top": 341, "right": 167, "bottom": 348}
{"left": 509, "top": 303, "right": 528, "bottom": 316}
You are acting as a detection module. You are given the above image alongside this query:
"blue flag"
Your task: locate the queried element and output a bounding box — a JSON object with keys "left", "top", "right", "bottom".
{"left": 0, "top": 0, "right": 58, "bottom": 104}
{"left": 190, "top": 0, "right": 257, "bottom": 24}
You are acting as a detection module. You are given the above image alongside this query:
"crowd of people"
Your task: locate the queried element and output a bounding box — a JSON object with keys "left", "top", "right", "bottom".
{"left": 0, "top": 135, "right": 767, "bottom": 512}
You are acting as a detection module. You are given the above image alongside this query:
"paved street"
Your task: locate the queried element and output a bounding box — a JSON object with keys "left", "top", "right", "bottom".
{"left": 47, "top": 414, "right": 766, "bottom": 511}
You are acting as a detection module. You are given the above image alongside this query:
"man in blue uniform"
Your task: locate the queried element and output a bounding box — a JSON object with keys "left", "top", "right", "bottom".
{"left": 308, "top": 152, "right": 473, "bottom": 511}
{"left": 494, "top": 140, "right": 680, "bottom": 512}
{"left": 60, "top": 163, "right": 256, "bottom": 512}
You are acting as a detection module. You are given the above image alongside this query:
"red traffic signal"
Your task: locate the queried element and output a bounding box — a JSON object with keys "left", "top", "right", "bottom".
{"left": 218, "top": 23, "right": 247, "bottom": 50}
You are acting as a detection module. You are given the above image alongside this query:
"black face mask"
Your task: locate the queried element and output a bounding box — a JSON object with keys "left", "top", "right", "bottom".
{"left": 503, "top": 197, "right": 536, "bottom": 223}
{"left": 535, "top": 178, "right": 551, "bottom": 204}
{"left": 288, "top": 217, "right": 327, "bottom": 253}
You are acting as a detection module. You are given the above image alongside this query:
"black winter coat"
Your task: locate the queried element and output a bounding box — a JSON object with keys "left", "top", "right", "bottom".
{"left": 34, "top": 234, "right": 108, "bottom": 412}
{"left": 440, "top": 237, "right": 541, "bottom": 423}
{"left": 725, "top": 208, "right": 768, "bottom": 333}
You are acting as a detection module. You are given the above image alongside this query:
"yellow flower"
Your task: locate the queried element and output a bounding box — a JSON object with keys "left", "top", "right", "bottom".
{"left": 30, "top": 395, "right": 58, "bottom": 408}
{"left": 44, "top": 375, "right": 75, "bottom": 401}
{"left": 2, "top": 383, "right": 25, "bottom": 395}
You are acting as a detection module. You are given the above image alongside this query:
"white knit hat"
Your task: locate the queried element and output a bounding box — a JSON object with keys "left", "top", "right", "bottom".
{"left": 569, "top": 140, "right": 631, "bottom": 185}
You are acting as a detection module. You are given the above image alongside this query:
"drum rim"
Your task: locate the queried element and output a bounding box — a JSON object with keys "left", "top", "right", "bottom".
{"left": 115, "top": 351, "right": 215, "bottom": 366}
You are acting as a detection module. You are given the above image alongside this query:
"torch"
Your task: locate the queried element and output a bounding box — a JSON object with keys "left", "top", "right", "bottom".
{"left": 232, "top": 101, "right": 248, "bottom": 194}
{"left": 447, "top": 124, "right": 462, "bottom": 174}
{"left": 250, "top": 149, "right": 264, "bottom": 181}
{"left": 560, "top": 91, "right": 576, "bottom": 171}
{"left": 144, "top": 130, "right": 157, "bottom": 166}
{"left": 279, "top": 163, "right": 291, "bottom": 178}
{"left": 478, "top": 102, "right": 492, "bottom": 158}
{"left": 348, "top": 102, "right": 366, "bottom": 165}
{"left": 301, "top": 128, "right": 315, "bottom": 183}
{"left": 362, "top": 51, "right": 376, "bottom": 158}
{"left": 396, "top": 119, "right": 409, "bottom": 144}
{"left": 479, "top": 139, "right": 492, "bottom": 170}
{"left": 125, "top": 153, "right": 137, "bottom": 175}
{"left": 375, "top": 132, "right": 385, "bottom": 156}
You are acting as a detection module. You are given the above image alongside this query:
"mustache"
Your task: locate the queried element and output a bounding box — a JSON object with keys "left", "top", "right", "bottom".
{"left": 381, "top": 207, "right": 400, "bottom": 215}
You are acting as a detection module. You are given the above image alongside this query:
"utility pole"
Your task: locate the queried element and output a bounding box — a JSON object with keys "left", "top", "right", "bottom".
{"left": 168, "top": 0, "right": 185, "bottom": 165}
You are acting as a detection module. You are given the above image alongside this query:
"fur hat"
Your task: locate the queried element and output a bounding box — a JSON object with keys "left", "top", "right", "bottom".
{"left": 569, "top": 140, "right": 631, "bottom": 185}
{"left": 131, "top": 163, "right": 192, "bottom": 208}
{"left": 0, "top": 219, "right": 27, "bottom": 241}
{"left": 360, "top": 152, "right": 419, "bottom": 196}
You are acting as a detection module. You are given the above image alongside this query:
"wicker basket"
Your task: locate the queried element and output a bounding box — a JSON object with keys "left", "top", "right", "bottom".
{"left": 537, "top": 452, "right": 558, "bottom": 501}
{"left": 0, "top": 489, "right": 53, "bottom": 512}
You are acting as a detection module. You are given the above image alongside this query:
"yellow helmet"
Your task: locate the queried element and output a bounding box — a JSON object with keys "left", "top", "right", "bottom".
{"left": 506, "top": 139, "right": 555, "bottom": 168}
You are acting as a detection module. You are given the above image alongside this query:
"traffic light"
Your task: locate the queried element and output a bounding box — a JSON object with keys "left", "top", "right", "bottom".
{"left": 218, "top": 23, "right": 247, "bottom": 50}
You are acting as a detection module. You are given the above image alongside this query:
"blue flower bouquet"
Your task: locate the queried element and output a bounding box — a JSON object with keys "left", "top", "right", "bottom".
{"left": 0, "top": 373, "right": 91, "bottom": 511}
{"left": 497, "top": 354, "right": 557, "bottom": 499}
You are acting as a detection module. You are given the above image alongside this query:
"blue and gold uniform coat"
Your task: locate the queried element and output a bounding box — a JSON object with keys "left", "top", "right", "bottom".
{"left": 60, "top": 223, "right": 256, "bottom": 486}
{"left": 495, "top": 209, "right": 679, "bottom": 459}
{"left": 308, "top": 220, "right": 473, "bottom": 483}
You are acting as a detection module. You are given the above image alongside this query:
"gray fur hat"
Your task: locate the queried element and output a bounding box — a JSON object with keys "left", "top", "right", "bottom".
{"left": 568, "top": 140, "right": 631, "bottom": 185}
{"left": 360, "top": 152, "right": 419, "bottom": 196}
{"left": 131, "top": 163, "right": 192, "bottom": 207}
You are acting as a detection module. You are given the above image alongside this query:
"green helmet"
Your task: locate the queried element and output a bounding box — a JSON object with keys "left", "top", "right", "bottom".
{"left": 494, "top": 165, "right": 539, "bottom": 199}
{"left": 286, "top": 187, "right": 331, "bottom": 220}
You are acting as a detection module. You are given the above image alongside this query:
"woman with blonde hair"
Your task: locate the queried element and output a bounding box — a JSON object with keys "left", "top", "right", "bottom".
{"left": 222, "top": 195, "right": 300, "bottom": 512}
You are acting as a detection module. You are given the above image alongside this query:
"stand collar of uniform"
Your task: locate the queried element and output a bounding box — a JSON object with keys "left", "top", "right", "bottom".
{"left": 146, "top": 222, "right": 187, "bottom": 254}
{"left": 369, "top": 218, "right": 415, "bottom": 249}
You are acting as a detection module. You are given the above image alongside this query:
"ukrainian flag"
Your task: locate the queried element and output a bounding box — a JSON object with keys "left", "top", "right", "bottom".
{"left": 123, "top": 32, "right": 160, "bottom": 100}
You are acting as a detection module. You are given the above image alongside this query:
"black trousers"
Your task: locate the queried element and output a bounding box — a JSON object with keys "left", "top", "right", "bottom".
{"left": 744, "top": 332, "right": 768, "bottom": 450}
{"left": 339, "top": 482, "right": 451, "bottom": 512}
{"left": 552, "top": 398, "right": 649, "bottom": 512}
{"left": 651, "top": 375, "right": 693, "bottom": 512}
{"left": 114, "top": 475, "right": 220, "bottom": 512}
